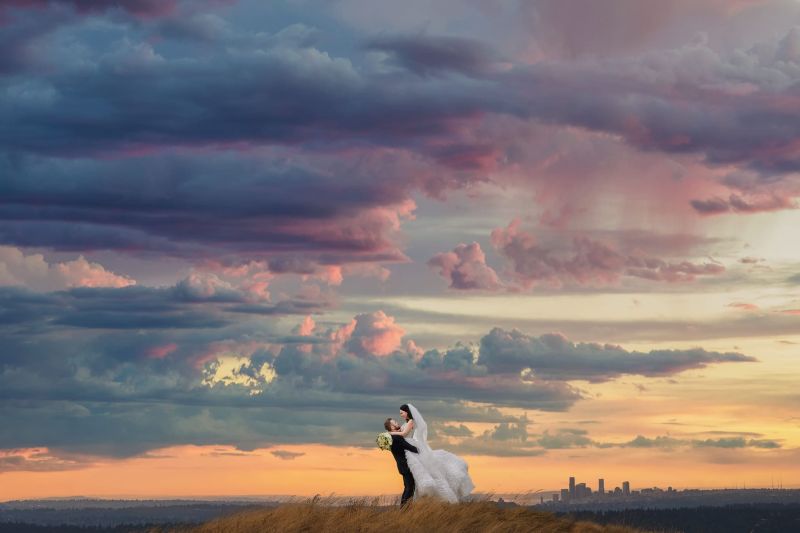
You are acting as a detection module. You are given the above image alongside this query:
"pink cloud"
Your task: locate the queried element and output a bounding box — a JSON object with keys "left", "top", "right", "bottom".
{"left": 0, "top": 247, "right": 135, "bottom": 291}
{"left": 345, "top": 311, "right": 405, "bottom": 357}
{"left": 428, "top": 242, "right": 504, "bottom": 290}
{"left": 727, "top": 302, "right": 759, "bottom": 311}
{"left": 526, "top": 0, "right": 763, "bottom": 59}
{"left": 275, "top": 199, "right": 416, "bottom": 267}
{"left": 146, "top": 343, "right": 178, "bottom": 359}
{"left": 55, "top": 255, "right": 136, "bottom": 288}
{"left": 342, "top": 263, "right": 392, "bottom": 282}
{"left": 405, "top": 339, "right": 424, "bottom": 360}
{"left": 294, "top": 315, "right": 316, "bottom": 336}
{"left": 304, "top": 265, "right": 343, "bottom": 286}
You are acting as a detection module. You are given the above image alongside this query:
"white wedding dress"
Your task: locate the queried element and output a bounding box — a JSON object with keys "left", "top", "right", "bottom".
{"left": 402, "top": 404, "right": 475, "bottom": 503}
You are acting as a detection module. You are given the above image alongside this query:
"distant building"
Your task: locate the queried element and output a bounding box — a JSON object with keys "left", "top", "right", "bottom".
{"left": 561, "top": 489, "right": 570, "bottom": 502}
{"left": 623, "top": 481, "right": 630, "bottom": 495}
{"left": 552, "top": 494, "right": 559, "bottom": 502}
{"left": 598, "top": 478, "right": 605, "bottom": 494}
{"left": 574, "top": 483, "right": 593, "bottom": 499}
{"left": 569, "top": 476, "right": 576, "bottom": 498}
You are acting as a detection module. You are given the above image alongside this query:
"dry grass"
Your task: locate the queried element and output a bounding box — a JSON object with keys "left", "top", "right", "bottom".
{"left": 154, "top": 496, "right": 645, "bottom": 533}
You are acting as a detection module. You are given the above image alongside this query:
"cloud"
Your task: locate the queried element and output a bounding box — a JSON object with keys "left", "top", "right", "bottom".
{"left": 727, "top": 302, "right": 759, "bottom": 311}
{"left": 1, "top": 0, "right": 181, "bottom": 20}
{"left": 0, "top": 272, "right": 330, "bottom": 331}
{"left": 0, "top": 291, "right": 761, "bottom": 461}
{"left": 428, "top": 242, "right": 504, "bottom": 290}
{"left": 0, "top": 153, "right": 418, "bottom": 270}
{"left": 487, "top": 417, "right": 528, "bottom": 441}
{"left": 438, "top": 424, "right": 473, "bottom": 438}
{"left": 345, "top": 311, "right": 406, "bottom": 357}
{"left": 270, "top": 450, "right": 305, "bottom": 460}
{"left": 0, "top": 246, "right": 135, "bottom": 291}
{"left": 620, "top": 435, "right": 781, "bottom": 450}
{"left": 691, "top": 194, "right": 797, "bottom": 215}
{"left": 536, "top": 428, "right": 593, "bottom": 449}
{"left": 478, "top": 327, "right": 755, "bottom": 381}
{"left": 365, "top": 34, "right": 499, "bottom": 77}
{"left": 2, "top": 11, "right": 799, "bottom": 200}
{"left": 0, "top": 448, "right": 88, "bottom": 472}
{"left": 0, "top": 0, "right": 795, "bottom": 469}
{"left": 488, "top": 219, "right": 725, "bottom": 289}
{"left": 440, "top": 426, "right": 782, "bottom": 457}
{"left": 174, "top": 271, "right": 264, "bottom": 303}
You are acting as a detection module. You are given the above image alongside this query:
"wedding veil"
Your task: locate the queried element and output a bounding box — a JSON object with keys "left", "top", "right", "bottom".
{"left": 407, "top": 404, "right": 432, "bottom": 454}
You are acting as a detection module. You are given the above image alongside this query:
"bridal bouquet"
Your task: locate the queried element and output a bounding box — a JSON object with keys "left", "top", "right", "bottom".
{"left": 376, "top": 432, "right": 392, "bottom": 451}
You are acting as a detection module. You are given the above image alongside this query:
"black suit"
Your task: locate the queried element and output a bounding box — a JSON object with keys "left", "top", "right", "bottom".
{"left": 390, "top": 434, "right": 419, "bottom": 505}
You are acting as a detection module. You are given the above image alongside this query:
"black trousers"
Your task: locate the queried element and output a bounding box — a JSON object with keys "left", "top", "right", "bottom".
{"left": 401, "top": 471, "right": 415, "bottom": 505}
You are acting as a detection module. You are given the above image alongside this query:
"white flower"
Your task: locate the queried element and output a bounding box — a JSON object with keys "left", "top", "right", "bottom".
{"left": 376, "top": 432, "right": 392, "bottom": 451}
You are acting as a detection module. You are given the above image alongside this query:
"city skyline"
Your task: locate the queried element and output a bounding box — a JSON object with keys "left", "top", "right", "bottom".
{"left": 2, "top": 0, "right": 800, "bottom": 500}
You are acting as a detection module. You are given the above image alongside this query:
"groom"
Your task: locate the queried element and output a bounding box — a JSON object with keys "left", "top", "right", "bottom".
{"left": 384, "top": 418, "right": 418, "bottom": 506}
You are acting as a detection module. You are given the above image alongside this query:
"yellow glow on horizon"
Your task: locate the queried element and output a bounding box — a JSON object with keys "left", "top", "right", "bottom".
{"left": 2, "top": 442, "right": 799, "bottom": 501}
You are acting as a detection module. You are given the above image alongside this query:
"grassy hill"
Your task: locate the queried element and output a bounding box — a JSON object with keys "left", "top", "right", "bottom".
{"left": 155, "top": 497, "right": 645, "bottom": 533}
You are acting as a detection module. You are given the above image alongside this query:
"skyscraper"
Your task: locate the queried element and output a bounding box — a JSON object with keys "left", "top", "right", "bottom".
{"left": 598, "top": 478, "right": 605, "bottom": 494}
{"left": 569, "top": 476, "right": 576, "bottom": 497}
{"left": 622, "top": 481, "right": 630, "bottom": 495}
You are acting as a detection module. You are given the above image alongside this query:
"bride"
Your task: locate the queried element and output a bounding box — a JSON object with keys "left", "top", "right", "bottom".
{"left": 389, "top": 403, "right": 475, "bottom": 503}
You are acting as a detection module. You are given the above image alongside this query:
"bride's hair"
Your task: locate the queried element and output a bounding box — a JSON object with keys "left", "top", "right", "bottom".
{"left": 399, "top": 404, "right": 413, "bottom": 420}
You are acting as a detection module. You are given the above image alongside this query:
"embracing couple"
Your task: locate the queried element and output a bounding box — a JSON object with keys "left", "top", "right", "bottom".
{"left": 385, "top": 403, "right": 474, "bottom": 506}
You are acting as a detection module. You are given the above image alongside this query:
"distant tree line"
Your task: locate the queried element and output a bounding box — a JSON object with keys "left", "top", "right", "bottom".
{"left": 564, "top": 503, "right": 800, "bottom": 533}
{"left": 0, "top": 523, "right": 167, "bottom": 533}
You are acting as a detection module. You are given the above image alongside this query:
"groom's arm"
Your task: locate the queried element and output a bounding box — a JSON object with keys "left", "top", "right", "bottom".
{"left": 399, "top": 438, "right": 418, "bottom": 454}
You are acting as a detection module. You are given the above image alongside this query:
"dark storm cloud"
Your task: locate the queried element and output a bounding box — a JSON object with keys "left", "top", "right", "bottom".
{"left": 0, "top": 3, "right": 797, "bottom": 280}
{"left": 0, "top": 153, "right": 415, "bottom": 262}
{"left": 0, "top": 4, "right": 69, "bottom": 74}
{"left": 1, "top": 7, "right": 797, "bottom": 185}
{"left": 1, "top": 0, "right": 181, "bottom": 19}
{"left": 0, "top": 35, "right": 487, "bottom": 157}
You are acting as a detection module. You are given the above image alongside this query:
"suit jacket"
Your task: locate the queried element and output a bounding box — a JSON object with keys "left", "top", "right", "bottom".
{"left": 390, "top": 434, "right": 419, "bottom": 475}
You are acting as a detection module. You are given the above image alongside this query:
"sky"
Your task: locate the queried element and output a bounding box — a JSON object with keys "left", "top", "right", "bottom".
{"left": 1, "top": 0, "right": 800, "bottom": 500}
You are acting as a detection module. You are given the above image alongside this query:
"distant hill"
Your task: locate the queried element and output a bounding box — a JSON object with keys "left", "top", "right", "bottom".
{"left": 155, "top": 497, "right": 643, "bottom": 533}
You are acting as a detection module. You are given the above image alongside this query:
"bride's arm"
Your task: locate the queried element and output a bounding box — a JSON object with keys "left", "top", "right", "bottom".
{"left": 389, "top": 420, "right": 414, "bottom": 436}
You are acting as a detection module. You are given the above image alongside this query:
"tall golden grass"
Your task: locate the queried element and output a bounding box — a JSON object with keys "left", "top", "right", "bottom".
{"left": 154, "top": 496, "right": 645, "bottom": 533}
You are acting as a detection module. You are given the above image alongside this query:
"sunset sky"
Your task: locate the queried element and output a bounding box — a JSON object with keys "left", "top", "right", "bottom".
{"left": 2, "top": 0, "right": 800, "bottom": 500}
